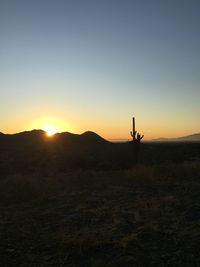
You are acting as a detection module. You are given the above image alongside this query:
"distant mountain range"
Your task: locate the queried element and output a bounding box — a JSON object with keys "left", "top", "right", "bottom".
{"left": 1, "top": 130, "right": 200, "bottom": 142}
{"left": 153, "top": 133, "right": 200, "bottom": 142}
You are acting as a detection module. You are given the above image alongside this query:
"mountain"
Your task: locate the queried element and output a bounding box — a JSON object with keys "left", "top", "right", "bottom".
{"left": 153, "top": 133, "right": 200, "bottom": 142}
{"left": 0, "top": 130, "right": 110, "bottom": 153}
{"left": 0, "top": 129, "right": 45, "bottom": 138}
{"left": 0, "top": 129, "right": 108, "bottom": 142}
{"left": 0, "top": 129, "right": 132, "bottom": 171}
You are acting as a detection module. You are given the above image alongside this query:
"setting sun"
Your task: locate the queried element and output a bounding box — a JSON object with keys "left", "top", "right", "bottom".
{"left": 27, "top": 116, "right": 73, "bottom": 136}
{"left": 43, "top": 126, "right": 58, "bottom": 137}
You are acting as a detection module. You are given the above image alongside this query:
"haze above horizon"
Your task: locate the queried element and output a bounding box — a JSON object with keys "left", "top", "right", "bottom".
{"left": 1, "top": 0, "right": 200, "bottom": 140}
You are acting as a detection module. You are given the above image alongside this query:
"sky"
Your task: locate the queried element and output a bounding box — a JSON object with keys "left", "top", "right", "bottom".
{"left": 0, "top": 0, "right": 200, "bottom": 140}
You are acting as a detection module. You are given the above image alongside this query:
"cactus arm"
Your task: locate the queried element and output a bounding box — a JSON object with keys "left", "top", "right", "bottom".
{"left": 140, "top": 135, "right": 144, "bottom": 140}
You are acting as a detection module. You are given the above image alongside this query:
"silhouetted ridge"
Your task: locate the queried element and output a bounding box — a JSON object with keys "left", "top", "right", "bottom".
{"left": 0, "top": 129, "right": 132, "bottom": 171}
{"left": 13, "top": 129, "right": 46, "bottom": 137}
{"left": 0, "top": 129, "right": 111, "bottom": 148}
{"left": 81, "top": 131, "right": 108, "bottom": 143}
{"left": 178, "top": 133, "right": 200, "bottom": 141}
{"left": 0, "top": 130, "right": 48, "bottom": 151}
{"left": 53, "top": 131, "right": 109, "bottom": 145}
{"left": 0, "top": 129, "right": 45, "bottom": 137}
{"left": 1, "top": 130, "right": 105, "bottom": 138}
{"left": 153, "top": 133, "right": 200, "bottom": 142}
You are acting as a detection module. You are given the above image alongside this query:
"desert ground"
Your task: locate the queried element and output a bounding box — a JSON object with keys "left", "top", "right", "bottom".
{"left": 0, "top": 133, "right": 200, "bottom": 266}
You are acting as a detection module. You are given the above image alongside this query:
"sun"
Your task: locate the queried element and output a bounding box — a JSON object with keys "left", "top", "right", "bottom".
{"left": 28, "top": 116, "right": 73, "bottom": 137}
{"left": 43, "top": 126, "right": 58, "bottom": 137}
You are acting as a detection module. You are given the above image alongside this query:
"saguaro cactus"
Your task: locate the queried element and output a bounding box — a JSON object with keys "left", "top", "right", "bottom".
{"left": 130, "top": 117, "right": 137, "bottom": 141}
{"left": 130, "top": 117, "right": 144, "bottom": 164}
{"left": 130, "top": 117, "right": 144, "bottom": 143}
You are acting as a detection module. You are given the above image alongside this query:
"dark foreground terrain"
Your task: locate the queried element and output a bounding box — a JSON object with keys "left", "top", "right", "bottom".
{"left": 0, "top": 132, "right": 200, "bottom": 266}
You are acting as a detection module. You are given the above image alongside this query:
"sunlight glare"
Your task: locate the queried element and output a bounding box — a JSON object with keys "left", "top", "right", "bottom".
{"left": 28, "top": 116, "right": 73, "bottom": 136}
{"left": 43, "top": 126, "right": 58, "bottom": 137}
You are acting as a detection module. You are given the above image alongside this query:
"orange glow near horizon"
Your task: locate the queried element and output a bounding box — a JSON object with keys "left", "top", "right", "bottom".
{"left": 1, "top": 115, "right": 198, "bottom": 141}
{"left": 27, "top": 116, "right": 73, "bottom": 135}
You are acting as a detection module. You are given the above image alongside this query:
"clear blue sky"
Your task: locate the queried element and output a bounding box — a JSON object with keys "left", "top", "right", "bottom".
{"left": 1, "top": 0, "right": 200, "bottom": 139}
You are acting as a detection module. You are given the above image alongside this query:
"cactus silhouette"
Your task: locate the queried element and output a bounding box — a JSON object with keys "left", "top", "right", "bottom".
{"left": 130, "top": 117, "right": 137, "bottom": 141}
{"left": 130, "top": 130, "right": 137, "bottom": 141}
{"left": 130, "top": 117, "right": 144, "bottom": 164}
{"left": 136, "top": 132, "right": 144, "bottom": 143}
{"left": 130, "top": 117, "right": 144, "bottom": 143}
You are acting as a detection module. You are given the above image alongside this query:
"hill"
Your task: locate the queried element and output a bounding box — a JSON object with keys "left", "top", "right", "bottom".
{"left": 0, "top": 130, "right": 132, "bottom": 172}
{"left": 0, "top": 130, "right": 108, "bottom": 142}
{"left": 153, "top": 133, "right": 200, "bottom": 142}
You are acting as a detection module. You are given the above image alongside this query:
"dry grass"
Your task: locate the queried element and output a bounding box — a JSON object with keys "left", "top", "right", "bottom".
{"left": 0, "top": 162, "right": 200, "bottom": 266}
